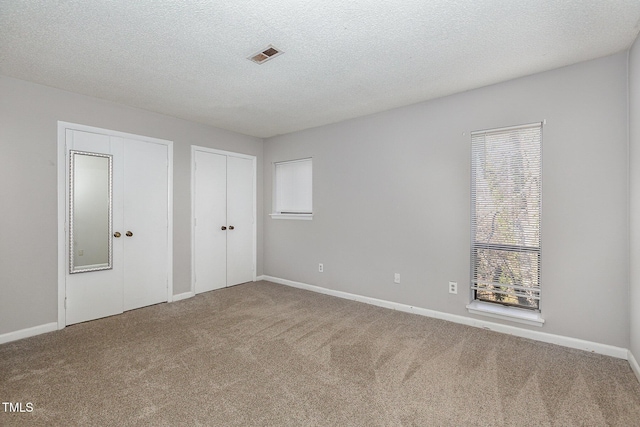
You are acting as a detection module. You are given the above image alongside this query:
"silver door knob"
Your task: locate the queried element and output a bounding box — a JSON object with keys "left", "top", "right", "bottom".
{"left": 126, "top": 231, "right": 133, "bottom": 237}
{"left": 114, "top": 232, "right": 121, "bottom": 238}
{"left": 229, "top": 225, "right": 235, "bottom": 230}
{"left": 221, "top": 226, "right": 227, "bottom": 230}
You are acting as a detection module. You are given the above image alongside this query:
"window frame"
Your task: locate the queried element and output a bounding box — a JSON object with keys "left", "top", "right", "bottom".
{"left": 270, "top": 157, "right": 313, "bottom": 220}
{"left": 469, "top": 122, "right": 543, "bottom": 316}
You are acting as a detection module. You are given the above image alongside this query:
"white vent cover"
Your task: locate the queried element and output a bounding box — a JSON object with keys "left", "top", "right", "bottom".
{"left": 248, "top": 45, "right": 283, "bottom": 64}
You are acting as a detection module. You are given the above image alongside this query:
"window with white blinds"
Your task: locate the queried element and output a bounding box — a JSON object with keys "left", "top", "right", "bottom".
{"left": 273, "top": 158, "right": 312, "bottom": 216}
{"left": 471, "top": 122, "right": 542, "bottom": 310}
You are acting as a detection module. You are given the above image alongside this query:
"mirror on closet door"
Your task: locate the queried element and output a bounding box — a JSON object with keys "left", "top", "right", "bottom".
{"left": 69, "top": 150, "right": 113, "bottom": 273}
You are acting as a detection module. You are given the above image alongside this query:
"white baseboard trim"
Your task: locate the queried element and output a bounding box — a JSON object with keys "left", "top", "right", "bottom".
{"left": 256, "top": 275, "right": 266, "bottom": 281}
{"left": 0, "top": 322, "right": 58, "bottom": 345}
{"left": 263, "top": 275, "right": 629, "bottom": 360}
{"left": 629, "top": 350, "right": 640, "bottom": 383}
{"left": 172, "top": 291, "right": 194, "bottom": 302}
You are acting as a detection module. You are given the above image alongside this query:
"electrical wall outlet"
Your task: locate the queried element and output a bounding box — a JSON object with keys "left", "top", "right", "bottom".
{"left": 449, "top": 281, "right": 458, "bottom": 294}
{"left": 318, "top": 263, "right": 324, "bottom": 273}
{"left": 394, "top": 273, "right": 400, "bottom": 284}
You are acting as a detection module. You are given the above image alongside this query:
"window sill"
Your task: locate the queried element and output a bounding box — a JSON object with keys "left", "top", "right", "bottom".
{"left": 269, "top": 213, "right": 313, "bottom": 220}
{"left": 466, "top": 301, "right": 544, "bottom": 327}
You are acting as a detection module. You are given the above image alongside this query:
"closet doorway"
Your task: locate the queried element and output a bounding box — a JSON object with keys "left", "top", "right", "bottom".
{"left": 57, "top": 122, "right": 173, "bottom": 327}
{"left": 191, "top": 147, "right": 256, "bottom": 294}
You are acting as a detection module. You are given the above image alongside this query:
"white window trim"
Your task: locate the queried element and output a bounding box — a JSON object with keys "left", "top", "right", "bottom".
{"left": 470, "top": 121, "right": 543, "bottom": 311}
{"left": 466, "top": 300, "right": 544, "bottom": 327}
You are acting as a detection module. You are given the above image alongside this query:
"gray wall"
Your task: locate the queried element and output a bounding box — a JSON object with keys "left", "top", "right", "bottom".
{"left": 1, "top": 51, "right": 634, "bottom": 351}
{"left": 0, "top": 75, "right": 264, "bottom": 335}
{"left": 630, "top": 36, "right": 640, "bottom": 361}
{"left": 264, "top": 52, "right": 630, "bottom": 348}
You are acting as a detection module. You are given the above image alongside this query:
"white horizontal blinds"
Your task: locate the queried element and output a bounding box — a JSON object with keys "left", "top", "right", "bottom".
{"left": 275, "top": 158, "right": 312, "bottom": 214}
{"left": 471, "top": 123, "right": 542, "bottom": 310}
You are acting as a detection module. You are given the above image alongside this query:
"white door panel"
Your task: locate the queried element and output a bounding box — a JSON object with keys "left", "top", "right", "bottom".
{"left": 66, "top": 130, "right": 124, "bottom": 325}
{"left": 123, "top": 138, "right": 169, "bottom": 311}
{"left": 194, "top": 151, "right": 227, "bottom": 293}
{"left": 226, "top": 156, "right": 254, "bottom": 286}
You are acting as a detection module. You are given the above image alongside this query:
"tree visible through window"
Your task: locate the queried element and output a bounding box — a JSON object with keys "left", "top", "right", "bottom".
{"left": 471, "top": 123, "right": 542, "bottom": 310}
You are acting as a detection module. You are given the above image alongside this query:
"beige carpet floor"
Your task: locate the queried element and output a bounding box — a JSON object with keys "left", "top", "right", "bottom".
{"left": 1, "top": 281, "right": 639, "bottom": 426}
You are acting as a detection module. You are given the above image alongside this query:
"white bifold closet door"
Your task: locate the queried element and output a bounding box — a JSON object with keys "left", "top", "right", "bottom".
{"left": 194, "top": 149, "right": 254, "bottom": 294}
{"left": 65, "top": 129, "right": 169, "bottom": 325}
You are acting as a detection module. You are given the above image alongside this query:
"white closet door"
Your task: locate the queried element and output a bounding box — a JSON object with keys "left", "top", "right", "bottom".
{"left": 65, "top": 130, "right": 124, "bottom": 325}
{"left": 122, "top": 138, "right": 169, "bottom": 311}
{"left": 226, "top": 156, "right": 254, "bottom": 286}
{"left": 65, "top": 129, "right": 170, "bottom": 325}
{"left": 194, "top": 151, "right": 227, "bottom": 293}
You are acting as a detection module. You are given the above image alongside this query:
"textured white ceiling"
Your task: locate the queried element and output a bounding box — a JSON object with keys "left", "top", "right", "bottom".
{"left": 1, "top": 1, "right": 640, "bottom": 138}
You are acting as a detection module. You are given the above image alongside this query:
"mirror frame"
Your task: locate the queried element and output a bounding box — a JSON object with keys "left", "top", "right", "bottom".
{"left": 69, "top": 150, "right": 113, "bottom": 274}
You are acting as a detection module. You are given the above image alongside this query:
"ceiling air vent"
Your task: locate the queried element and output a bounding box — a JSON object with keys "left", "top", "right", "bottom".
{"left": 248, "top": 45, "right": 283, "bottom": 64}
